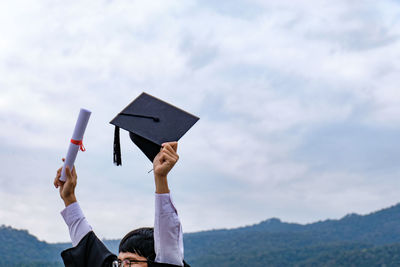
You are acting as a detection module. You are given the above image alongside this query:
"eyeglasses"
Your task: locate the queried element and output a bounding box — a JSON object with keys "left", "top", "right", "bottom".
{"left": 112, "top": 259, "right": 149, "bottom": 267}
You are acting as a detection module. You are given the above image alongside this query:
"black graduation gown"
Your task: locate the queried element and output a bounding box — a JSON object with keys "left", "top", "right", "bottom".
{"left": 61, "top": 231, "right": 116, "bottom": 267}
{"left": 61, "top": 231, "right": 189, "bottom": 267}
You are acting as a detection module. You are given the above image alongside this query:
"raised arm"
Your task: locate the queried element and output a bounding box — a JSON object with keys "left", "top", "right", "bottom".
{"left": 54, "top": 160, "right": 92, "bottom": 246}
{"left": 153, "top": 142, "right": 184, "bottom": 266}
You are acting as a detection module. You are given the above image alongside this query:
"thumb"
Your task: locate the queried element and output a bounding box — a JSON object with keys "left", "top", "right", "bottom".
{"left": 65, "top": 166, "right": 72, "bottom": 180}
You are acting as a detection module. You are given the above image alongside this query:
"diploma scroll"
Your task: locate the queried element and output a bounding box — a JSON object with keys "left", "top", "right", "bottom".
{"left": 60, "top": 108, "right": 92, "bottom": 182}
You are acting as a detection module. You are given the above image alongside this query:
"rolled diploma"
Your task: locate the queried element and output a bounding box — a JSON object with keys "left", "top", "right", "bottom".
{"left": 60, "top": 108, "right": 92, "bottom": 182}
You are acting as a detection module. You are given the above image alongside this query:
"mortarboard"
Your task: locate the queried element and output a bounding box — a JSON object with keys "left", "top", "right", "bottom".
{"left": 110, "top": 92, "right": 199, "bottom": 165}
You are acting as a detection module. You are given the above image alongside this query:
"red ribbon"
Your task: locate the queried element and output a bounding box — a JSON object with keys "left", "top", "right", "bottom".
{"left": 71, "top": 139, "right": 86, "bottom": 152}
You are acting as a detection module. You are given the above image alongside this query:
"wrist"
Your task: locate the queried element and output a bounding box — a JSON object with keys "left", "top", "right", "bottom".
{"left": 62, "top": 195, "right": 77, "bottom": 207}
{"left": 154, "top": 175, "right": 169, "bottom": 194}
{"left": 154, "top": 174, "right": 167, "bottom": 181}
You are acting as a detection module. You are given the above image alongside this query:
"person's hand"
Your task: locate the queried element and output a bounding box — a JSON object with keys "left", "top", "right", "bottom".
{"left": 54, "top": 158, "right": 77, "bottom": 207}
{"left": 153, "top": 142, "right": 179, "bottom": 193}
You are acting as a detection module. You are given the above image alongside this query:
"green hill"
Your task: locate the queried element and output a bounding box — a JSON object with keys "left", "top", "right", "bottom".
{"left": 182, "top": 203, "right": 400, "bottom": 266}
{"left": 0, "top": 225, "right": 63, "bottom": 266}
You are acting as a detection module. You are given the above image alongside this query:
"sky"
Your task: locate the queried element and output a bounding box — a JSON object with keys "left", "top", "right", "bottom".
{"left": 1, "top": 0, "right": 400, "bottom": 243}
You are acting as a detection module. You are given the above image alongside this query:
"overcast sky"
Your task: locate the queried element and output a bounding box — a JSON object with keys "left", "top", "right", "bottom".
{"left": 1, "top": 0, "right": 400, "bottom": 243}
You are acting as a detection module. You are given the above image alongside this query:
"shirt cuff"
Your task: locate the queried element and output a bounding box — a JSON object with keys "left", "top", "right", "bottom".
{"left": 155, "top": 193, "right": 178, "bottom": 215}
{"left": 61, "top": 202, "right": 84, "bottom": 226}
{"left": 60, "top": 202, "right": 92, "bottom": 247}
{"left": 61, "top": 202, "right": 85, "bottom": 226}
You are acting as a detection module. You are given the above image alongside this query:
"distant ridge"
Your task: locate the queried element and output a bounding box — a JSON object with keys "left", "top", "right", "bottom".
{"left": 0, "top": 225, "right": 63, "bottom": 266}
{"left": 2, "top": 203, "right": 400, "bottom": 266}
{"left": 183, "top": 202, "right": 400, "bottom": 266}
{"left": 196, "top": 202, "right": 400, "bottom": 235}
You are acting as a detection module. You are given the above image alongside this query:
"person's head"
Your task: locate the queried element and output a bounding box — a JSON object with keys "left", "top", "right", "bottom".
{"left": 117, "top": 227, "right": 190, "bottom": 267}
{"left": 118, "top": 227, "right": 155, "bottom": 267}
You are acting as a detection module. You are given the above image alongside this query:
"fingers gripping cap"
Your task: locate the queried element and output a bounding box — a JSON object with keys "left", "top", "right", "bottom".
{"left": 110, "top": 92, "right": 199, "bottom": 165}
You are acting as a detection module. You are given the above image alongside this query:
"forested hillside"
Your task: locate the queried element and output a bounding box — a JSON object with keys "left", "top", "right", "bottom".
{"left": 182, "top": 203, "right": 400, "bottom": 266}
{"left": 0, "top": 225, "right": 63, "bottom": 266}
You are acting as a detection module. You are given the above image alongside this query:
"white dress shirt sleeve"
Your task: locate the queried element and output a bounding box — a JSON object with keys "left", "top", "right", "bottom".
{"left": 154, "top": 193, "right": 184, "bottom": 266}
{"left": 61, "top": 202, "right": 92, "bottom": 247}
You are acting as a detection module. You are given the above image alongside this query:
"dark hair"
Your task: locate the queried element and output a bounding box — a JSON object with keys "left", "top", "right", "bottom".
{"left": 119, "top": 227, "right": 190, "bottom": 267}
{"left": 119, "top": 227, "right": 156, "bottom": 261}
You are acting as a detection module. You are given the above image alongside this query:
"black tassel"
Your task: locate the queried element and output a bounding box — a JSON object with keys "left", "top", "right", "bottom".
{"left": 113, "top": 126, "right": 122, "bottom": 166}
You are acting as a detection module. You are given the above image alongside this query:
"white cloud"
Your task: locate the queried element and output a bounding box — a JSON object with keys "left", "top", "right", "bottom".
{"left": 1, "top": 0, "right": 400, "bottom": 243}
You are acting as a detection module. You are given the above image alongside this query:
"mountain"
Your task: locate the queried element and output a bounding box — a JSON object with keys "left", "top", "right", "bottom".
{"left": 182, "top": 203, "right": 400, "bottom": 266}
{"left": 0, "top": 225, "right": 64, "bottom": 266}
{"left": 2, "top": 203, "right": 400, "bottom": 266}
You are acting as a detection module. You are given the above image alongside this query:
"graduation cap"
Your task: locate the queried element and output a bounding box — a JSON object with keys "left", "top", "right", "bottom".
{"left": 110, "top": 92, "right": 199, "bottom": 165}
